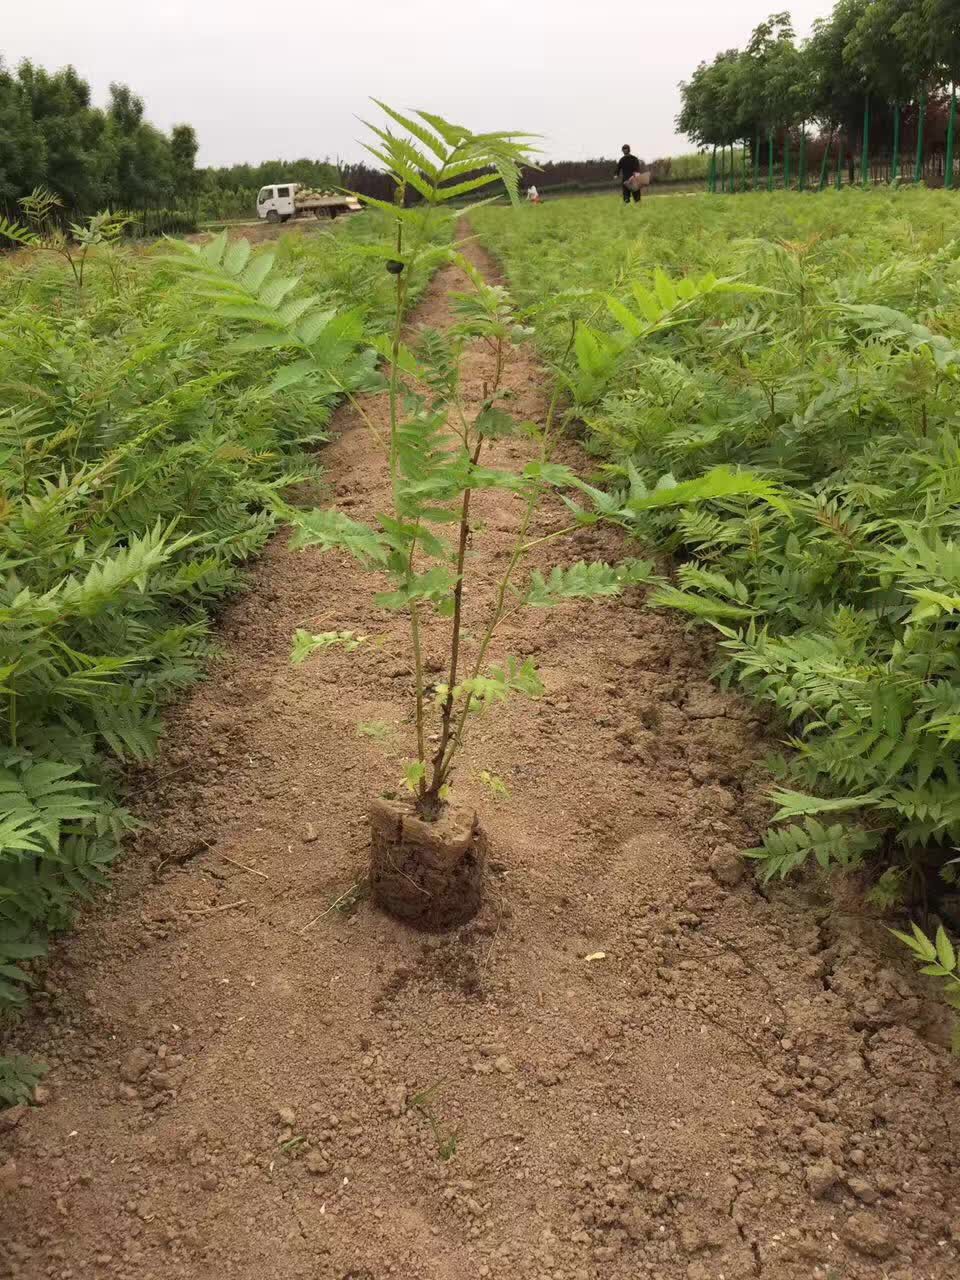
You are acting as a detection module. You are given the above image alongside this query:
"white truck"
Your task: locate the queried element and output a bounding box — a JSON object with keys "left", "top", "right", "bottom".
{"left": 256, "top": 183, "right": 362, "bottom": 223}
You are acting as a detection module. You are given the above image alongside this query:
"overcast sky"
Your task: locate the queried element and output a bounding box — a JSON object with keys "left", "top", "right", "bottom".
{"left": 5, "top": 1, "right": 835, "bottom": 168}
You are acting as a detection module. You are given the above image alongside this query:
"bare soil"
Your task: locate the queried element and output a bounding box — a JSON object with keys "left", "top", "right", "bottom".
{"left": 185, "top": 215, "right": 357, "bottom": 247}
{"left": 2, "top": 239, "right": 959, "bottom": 1280}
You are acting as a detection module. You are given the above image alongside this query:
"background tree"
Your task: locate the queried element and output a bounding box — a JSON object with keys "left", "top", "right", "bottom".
{"left": 6, "top": 61, "right": 108, "bottom": 211}
{"left": 924, "top": 0, "right": 959, "bottom": 187}
{"left": 807, "top": 0, "right": 870, "bottom": 186}
{"left": 170, "top": 124, "right": 199, "bottom": 206}
{"left": 0, "top": 59, "right": 190, "bottom": 222}
{"left": 677, "top": 56, "right": 724, "bottom": 190}
{"left": 847, "top": 1, "right": 923, "bottom": 182}
{"left": 678, "top": 49, "right": 758, "bottom": 192}
{"left": 745, "top": 12, "right": 806, "bottom": 190}
{"left": 0, "top": 59, "right": 41, "bottom": 206}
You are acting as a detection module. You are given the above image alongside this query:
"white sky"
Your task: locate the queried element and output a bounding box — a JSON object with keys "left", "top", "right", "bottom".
{"left": 4, "top": 1, "right": 835, "bottom": 167}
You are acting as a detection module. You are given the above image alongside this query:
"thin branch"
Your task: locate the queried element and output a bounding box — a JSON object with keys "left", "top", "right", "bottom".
{"left": 221, "top": 855, "right": 269, "bottom": 880}
{"left": 183, "top": 899, "right": 248, "bottom": 917}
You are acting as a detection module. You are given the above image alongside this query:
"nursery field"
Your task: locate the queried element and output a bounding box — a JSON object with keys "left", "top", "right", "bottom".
{"left": 473, "top": 189, "right": 960, "bottom": 905}
{"left": 1, "top": 169, "right": 960, "bottom": 1280}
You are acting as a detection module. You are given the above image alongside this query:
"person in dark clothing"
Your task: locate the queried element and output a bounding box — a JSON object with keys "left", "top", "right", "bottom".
{"left": 616, "top": 145, "right": 642, "bottom": 203}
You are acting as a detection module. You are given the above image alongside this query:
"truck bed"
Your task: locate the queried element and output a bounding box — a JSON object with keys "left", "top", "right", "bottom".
{"left": 294, "top": 195, "right": 361, "bottom": 211}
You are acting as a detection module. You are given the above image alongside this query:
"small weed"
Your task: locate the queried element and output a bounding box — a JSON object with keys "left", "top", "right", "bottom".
{"left": 290, "top": 629, "right": 368, "bottom": 664}
{"left": 0, "top": 1055, "right": 47, "bottom": 1107}
{"left": 478, "top": 770, "right": 510, "bottom": 801}
{"left": 357, "top": 720, "right": 394, "bottom": 742}
{"left": 278, "top": 1135, "right": 307, "bottom": 1156}
{"left": 411, "top": 1081, "right": 459, "bottom": 1161}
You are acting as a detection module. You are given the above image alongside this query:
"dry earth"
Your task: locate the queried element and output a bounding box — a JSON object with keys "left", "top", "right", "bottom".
{"left": 1, "top": 235, "right": 959, "bottom": 1280}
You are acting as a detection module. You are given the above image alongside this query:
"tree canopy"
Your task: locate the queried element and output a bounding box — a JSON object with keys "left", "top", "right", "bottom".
{"left": 0, "top": 58, "right": 198, "bottom": 214}
{"left": 677, "top": 2, "right": 957, "bottom": 156}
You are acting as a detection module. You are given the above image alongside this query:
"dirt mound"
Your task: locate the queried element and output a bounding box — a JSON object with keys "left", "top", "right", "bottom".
{"left": 1, "top": 241, "right": 958, "bottom": 1280}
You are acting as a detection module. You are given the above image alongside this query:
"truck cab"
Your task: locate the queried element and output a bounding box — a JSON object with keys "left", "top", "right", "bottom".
{"left": 256, "top": 183, "right": 297, "bottom": 223}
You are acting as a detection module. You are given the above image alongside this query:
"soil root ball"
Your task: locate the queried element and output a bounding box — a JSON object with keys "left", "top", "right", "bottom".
{"left": 369, "top": 797, "right": 486, "bottom": 930}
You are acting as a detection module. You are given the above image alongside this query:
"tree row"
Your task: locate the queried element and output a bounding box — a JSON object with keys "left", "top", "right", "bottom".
{"left": 678, "top": 2, "right": 959, "bottom": 190}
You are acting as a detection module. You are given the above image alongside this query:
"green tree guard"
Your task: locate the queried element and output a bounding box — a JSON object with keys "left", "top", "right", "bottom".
{"left": 768, "top": 132, "right": 774, "bottom": 191}
{"left": 799, "top": 127, "right": 807, "bottom": 191}
{"left": 818, "top": 130, "right": 833, "bottom": 191}
{"left": 947, "top": 86, "right": 957, "bottom": 190}
{"left": 720, "top": 145, "right": 726, "bottom": 193}
{"left": 784, "top": 135, "right": 791, "bottom": 190}
{"left": 914, "top": 93, "right": 926, "bottom": 184}
{"left": 891, "top": 104, "right": 901, "bottom": 183}
{"left": 861, "top": 95, "right": 870, "bottom": 186}
{"left": 753, "top": 132, "right": 760, "bottom": 190}
{"left": 836, "top": 133, "right": 843, "bottom": 189}
{"left": 708, "top": 145, "right": 717, "bottom": 193}
{"left": 742, "top": 143, "right": 748, "bottom": 193}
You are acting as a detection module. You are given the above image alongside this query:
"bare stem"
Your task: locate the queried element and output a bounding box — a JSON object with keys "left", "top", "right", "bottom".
{"left": 436, "top": 354, "right": 572, "bottom": 788}
{"left": 427, "top": 434, "right": 484, "bottom": 796}
{"left": 385, "top": 195, "right": 429, "bottom": 800}
{"left": 387, "top": 211, "right": 405, "bottom": 503}
{"left": 409, "top": 601, "right": 427, "bottom": 773}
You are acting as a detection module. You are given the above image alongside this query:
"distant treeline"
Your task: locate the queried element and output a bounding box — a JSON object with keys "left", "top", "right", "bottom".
{"left": 0, "top": 58, "right": 198, "bottom": 220}
{"left": 677, "top": 4, "right": 960, "bottom": 190}
{"left": 1, "top": 52, "right": 706, "bottom": 231}
{"left": 335, "top": 157, "right": 701, "bottom": 206}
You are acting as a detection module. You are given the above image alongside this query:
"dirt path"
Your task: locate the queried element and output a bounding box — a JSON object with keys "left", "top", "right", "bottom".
{"left": 2, "top": 239, "right": 958, "bottom": 1280}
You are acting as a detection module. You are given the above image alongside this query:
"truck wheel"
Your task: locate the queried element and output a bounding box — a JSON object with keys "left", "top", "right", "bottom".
{"left": 327, "top": 207, "right": 339, "bottom": 219}
{"left": 266, "top": 210, "right": 280, "bottom": 224}
{"left": 281, "top": 214, "right": 291, "bottom": 223}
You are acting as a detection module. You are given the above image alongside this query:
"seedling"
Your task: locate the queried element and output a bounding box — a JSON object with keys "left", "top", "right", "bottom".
{"left": 169, "top": 102, "right": 784, "bottom": 928}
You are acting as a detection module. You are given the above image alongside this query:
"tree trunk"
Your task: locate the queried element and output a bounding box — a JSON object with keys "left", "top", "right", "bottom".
{"left": 767, "top": 131, "right": 774, "bottom": 192}
{"left": 836, "top": 132, "right": 843, "bottom": 189}
{"left": 784, "top": 130, "right": 791, "bottom": 190}
{"left": 708, "top": 145, "right": 717, "bottom": 194}
{"left": 369, "top": 797, "right": 486, "bottom": 930}
{"left": 753, "top": 132, "right": 760, "bottom": 190}
{"left": 947, "top": 86, "right": 957, "bottom": 191}
{"left": 861, "top": 95, "right": 870, "bottom": 187}
{"left": 891, "top": 103, "right": 901, "bottom": 183}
